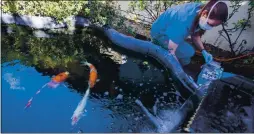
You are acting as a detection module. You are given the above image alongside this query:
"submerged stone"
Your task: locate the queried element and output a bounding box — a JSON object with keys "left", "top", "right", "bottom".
{"left": 116, "top": 94, "right": 123, "bottom": 100}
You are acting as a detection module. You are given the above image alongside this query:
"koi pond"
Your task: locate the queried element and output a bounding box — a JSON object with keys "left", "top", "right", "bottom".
{"left": 1, "top": 24, "right": 254, "bottom": 133}
{"left": 1, "top": 25, "right": 188, "bottom": 133}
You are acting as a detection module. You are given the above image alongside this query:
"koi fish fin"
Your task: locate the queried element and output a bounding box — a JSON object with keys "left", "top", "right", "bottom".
{"left": 62, "top": 83, "right": 68, "bottom": 88}
{"left": 80, "top": 61, "right": 91, "bottom": 66}
{"left": 47, "top": 81, "right": 59, "bottom": 88}
{"left": 35, "top": 90, "right": 41, "bottom": 94}
{"left": 41, "top": 83, "right": 48, "bottom": 89}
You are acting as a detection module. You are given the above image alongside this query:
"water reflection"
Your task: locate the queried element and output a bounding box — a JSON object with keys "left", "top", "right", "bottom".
{"left": 1, "top": 25, "right": 185, "bottom": 132}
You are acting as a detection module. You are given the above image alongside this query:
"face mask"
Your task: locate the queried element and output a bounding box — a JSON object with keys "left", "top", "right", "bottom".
{"left": 198, "top": 1, "right": 222, "bottom": 31}
{"left": 199, "top": 16, "right": 213, "bottom": 30}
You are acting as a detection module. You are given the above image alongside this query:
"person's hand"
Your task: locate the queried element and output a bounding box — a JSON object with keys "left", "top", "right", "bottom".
{"left": 202, "top": 50, "right": 213, "bottom": 63}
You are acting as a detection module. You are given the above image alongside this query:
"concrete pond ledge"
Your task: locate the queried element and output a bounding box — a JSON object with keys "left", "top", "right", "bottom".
{"left": 1, "top": 13, "right": 90, "bottom": 29}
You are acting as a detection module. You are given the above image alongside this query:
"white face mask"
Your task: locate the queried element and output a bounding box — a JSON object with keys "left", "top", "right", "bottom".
{"left": 198, "top": 1, "right": 222, "bottom": 31}
{"left": 199, "top": 16, "right": 213, "bottom": 30}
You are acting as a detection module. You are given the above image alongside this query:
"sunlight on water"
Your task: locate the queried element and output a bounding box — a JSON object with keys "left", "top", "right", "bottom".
{"left": 3, "top": 73, "right": 25, "bottom": 90}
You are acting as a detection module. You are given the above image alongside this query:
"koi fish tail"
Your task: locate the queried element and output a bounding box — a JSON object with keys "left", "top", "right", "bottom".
{"left": 24, "top": 83, "right": 48, "bottom": 109}
{"left": 24, "top": 97, "right": 33, "bottom": 109}
{"left": 81, "top": 61, "right": 90, "bottom": 66}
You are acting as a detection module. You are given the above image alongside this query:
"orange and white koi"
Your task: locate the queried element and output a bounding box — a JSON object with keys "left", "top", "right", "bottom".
{"left": 71, "top": 61, "right": 98, "bottom": 126}
{"left": 24, "top": 71, "right": 69, "bottom": 109}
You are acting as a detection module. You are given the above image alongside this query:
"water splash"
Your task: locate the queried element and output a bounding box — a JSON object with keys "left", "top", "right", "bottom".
{"left": 136, "top": 99, "right": 190, "bottom": 133}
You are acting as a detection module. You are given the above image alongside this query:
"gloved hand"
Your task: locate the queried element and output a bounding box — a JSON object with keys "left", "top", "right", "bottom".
{"left": 202, "top": 50, "right": 213, "bottom": 63}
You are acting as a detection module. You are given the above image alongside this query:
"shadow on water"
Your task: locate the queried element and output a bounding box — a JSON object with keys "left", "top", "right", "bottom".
{"left": 1, "top": 24, "right": 188, "bottom": 132}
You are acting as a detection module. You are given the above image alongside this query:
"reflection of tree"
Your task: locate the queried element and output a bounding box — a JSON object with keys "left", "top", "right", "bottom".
{"left": 2, "top": 25, "right": 103, "bottom": 69}
{"left": 1, "top": 24, "right": 122, "bottom": 95}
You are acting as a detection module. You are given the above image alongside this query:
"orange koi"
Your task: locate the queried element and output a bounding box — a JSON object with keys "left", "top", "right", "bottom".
{"left": 52, "top": 72, "right": 69, "bottom": 83}
{"left": 86, "top": 62, "right": 98, "bottom": 88}
{"left": 24, "top": 71, "right": 69, "bottom": 109}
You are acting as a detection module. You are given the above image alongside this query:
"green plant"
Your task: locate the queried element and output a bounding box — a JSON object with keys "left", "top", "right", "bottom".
{"left": 216, "top": 1, "right": 254, "bottom": 56}
{"left": 2, "top": 1, "right": 87, "bottom": 23}
{"left": 126, "top": 0, "right": 205, "bottom": 25}
{"left": 2, "top": 1, "right": 132, "bottom": 33}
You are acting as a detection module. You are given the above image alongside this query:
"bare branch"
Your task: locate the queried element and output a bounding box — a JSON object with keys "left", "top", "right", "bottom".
{"left": 220, "top": 33, "right": 229, "bottom": 42}
{"left": 233, "top": 6, "right": 254, "bottom": 48}
{"left": 222, "top": 23, "right": 235, "bottom": 56}
{"left": 235, "top": 40, "right": 246, "bottom": 54}
{"left": 227, "top": 1, "right": 241, "bottom": 21}
{"left": 144, "top": 7, "right": 157, "bottom": 21}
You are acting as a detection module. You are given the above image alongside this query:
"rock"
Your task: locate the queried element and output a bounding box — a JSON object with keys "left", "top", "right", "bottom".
{"left": 230, "top": 85, "right": 235, "bottom": 89}
{"left": 237, "top": 95, "right": 242, "bottom": 99}
{"left": 134, "top": 117, "right": 139, "bottom": 121}
{"left": 116, "top": 94, "right": 123, "bottom": 100}
{"left": 226, "top": 111, "right": 234, "bottom": 117}
{"left": 163, "top": 92, "right": 167, "bottom": 96}
{"left": 104, "top": 91, "right": 109, "bottom": 96}
{"left": 33, "top": 30, "right": 51, "bottom": 38}
{"left": 128, "top": 129, "right": 133, "bottom": 133}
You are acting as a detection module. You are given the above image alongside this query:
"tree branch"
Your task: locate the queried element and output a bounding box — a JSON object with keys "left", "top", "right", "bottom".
{"left": 227, "top": 1, "right": 241, "bottom": 21}
{"left": 164, "top": 1, "right": 167, "bottom": 11}
{"left": 235, "top": 39, "right": 246, "bottom": 54}
{"left": 145, "top": 7, "right": 157, "bottom": 21}
{"left": 156, "top": 0, "right": 159, "bottom": 18}
{"left": 222, "top": 23, "right": 235, "bottom": 56}
{"left": 233, "top": 6, "right": 253, "bottom": 51}
{"left": 220, "top": 34, "right": 229, "bottom": 42}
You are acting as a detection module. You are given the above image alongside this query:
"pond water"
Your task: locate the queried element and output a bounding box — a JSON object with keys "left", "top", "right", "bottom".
{"left": 1, "top": 25, "right": 188, "bottom": 133}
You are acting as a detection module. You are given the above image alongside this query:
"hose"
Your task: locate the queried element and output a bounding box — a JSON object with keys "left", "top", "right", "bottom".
{"left": 195, "top": 51, "right": 254, "bottom": 62}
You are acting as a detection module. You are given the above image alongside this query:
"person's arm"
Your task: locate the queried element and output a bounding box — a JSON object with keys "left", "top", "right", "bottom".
{"left": 191, "top": 34, "right": 213, "bottom": 63}
{"left": 191, "top": 34, "right": 205, "bottom": 51}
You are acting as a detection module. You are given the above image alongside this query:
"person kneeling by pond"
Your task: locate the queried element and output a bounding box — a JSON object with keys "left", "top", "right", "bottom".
{"left": 150, "top": 0, "right": 228, "bottom": 66}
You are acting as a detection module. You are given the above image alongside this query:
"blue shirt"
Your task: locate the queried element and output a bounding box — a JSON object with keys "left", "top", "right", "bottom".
{"left": 151, "top": 2, "right": 203, "bottom": 45}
